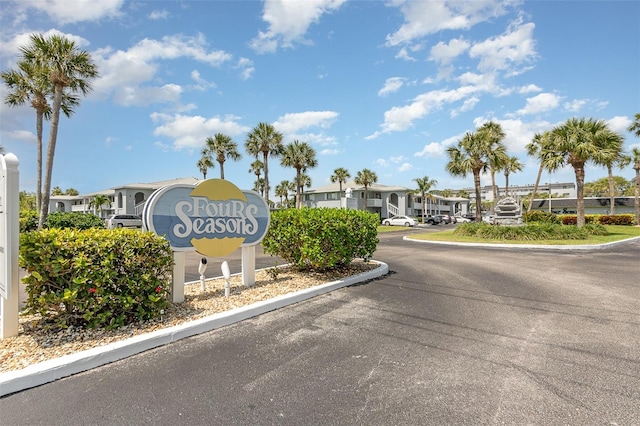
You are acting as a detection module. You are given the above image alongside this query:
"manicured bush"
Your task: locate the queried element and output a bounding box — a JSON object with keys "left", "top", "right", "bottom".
{"left": 522, "top": 210, "right": 560, "bottom": 224}
{"left": 19, "top": 209, "right": 38, "bottom": 232}
{"left": 559, "top": 214, "right": 598, "bottom": 225}
{"left": 46, "top": 211, "right": 106, "bottom": 229}
{"left": 453, "top": 222, "right": 607, "bottom": 241}
{"left": 20, "top": 228, "right": 173, "bottom": 330}
{"left": 262, "top": 208, "right": 379, "bottom": 271}
{"left": 597, "top": 214, "right": 633, "bottom": 226}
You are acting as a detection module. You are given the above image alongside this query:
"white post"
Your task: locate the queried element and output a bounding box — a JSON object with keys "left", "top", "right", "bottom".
{"left": 172, "top": 251, "right": 185, "bottom": 303}
{"left": 1, "top": 153, "right": 20, "bottom": 339}
{"left": 241, "top": 246, "right": 256, "bottom": 287}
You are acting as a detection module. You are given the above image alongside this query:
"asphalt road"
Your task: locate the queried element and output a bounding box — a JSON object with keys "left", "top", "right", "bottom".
{"left": 2, "top": 226, "right": 639, "bottom": 425}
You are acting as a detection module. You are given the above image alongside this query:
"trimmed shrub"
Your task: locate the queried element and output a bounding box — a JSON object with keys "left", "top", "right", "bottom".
{"left": 597, "top": 214, "right": 633, "bottom": 226}
{"left": 453, "top": 222, "right": 607, "bottom": 241}
{"left": 46, "top": 211, "right": 106, "bottom": 229}
{"left": 20, "top": 228, "right": 173, "bottom": 330}
{"left": 522, "top": 210, "right": 560, "bottom": 224}
{"left": 262, "top": 208, "right": 379, "bottom": 271}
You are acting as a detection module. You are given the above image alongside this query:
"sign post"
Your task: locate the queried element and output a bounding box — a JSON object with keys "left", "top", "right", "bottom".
{"left": 1, "top": 153, "right": 20, "bottom": 339}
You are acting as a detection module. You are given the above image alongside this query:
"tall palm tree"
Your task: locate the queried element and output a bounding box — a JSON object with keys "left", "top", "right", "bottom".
{"left": 197, "top": 147, "right": 214, "bottom": 179}
{"left": 298, "top": 172, "right": 312, "bottom": 201}
{"left": 412, "top": 176, "right": 438, "bottom": 222}
{"left": 525, "top": 131, "right": 563, "bottom": 212}
{"left": 548, "top": 117, "right": 617, "bottom": 227}
{"left": 245, "top": 122, "right": 284, "bottom": 203}
{"left": 2, "top": 57, "right": 79, "bottom": 214}
{"left": 280, "top": 140, "right": 317, "bottom": 208}
{"left": 478, "top": 121, "right": 507, "bottom": 207}
{"left": 354, "top": 168, "right": 377, "bottom": 211}
{"left": 502, "top": 155, "right": 524, "bottom": 195}
{"left": 631, "top": 147, "right": 640, "bottom": 226}
{"left": 456, "top": 189, "right": 470, "bottom": 199}
{"left": 446, "top": 131, "right": 489, "bottom": 221}
{"left": 204, "top": 133, "right": 242, "bottom": 180}
{"left": 598, "top": 129, "right": 627, "bottom": 214}
{"left": 21, "top": 34, "right": 98, "bottom": 229}
{"left": 330, "top": 167, "right": 351, "bottom": 200}
{"left": 253, "top": 178, "right": 266, "bottom": 196}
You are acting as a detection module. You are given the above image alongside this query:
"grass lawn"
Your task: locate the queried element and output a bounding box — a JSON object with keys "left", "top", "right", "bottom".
{"left": 408, "top": 225, "right": 640, "bottom": 245}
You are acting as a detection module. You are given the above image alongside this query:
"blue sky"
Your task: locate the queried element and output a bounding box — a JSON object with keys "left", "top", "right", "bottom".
{"left": 1, "top": 0, "right": 639, "bottom": 197}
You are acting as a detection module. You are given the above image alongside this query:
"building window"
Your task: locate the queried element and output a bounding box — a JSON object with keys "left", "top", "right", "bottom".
{"left": 327, "top": 192, "right": 339, "bottom": 200}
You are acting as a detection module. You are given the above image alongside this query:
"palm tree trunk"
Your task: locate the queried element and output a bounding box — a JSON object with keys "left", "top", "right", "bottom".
{"left": 262, "top": 151, "right": 269, "bottom": 203}
{"left": 528, "top": 165, "right": 544, "bottom": 212}
{"left": 490, "top": 171, "right": 497, "bottom": 213}
{"left": 574, "top": 165, "right": 586, "bottom": 227}
{"left": 505, "top": 172, "right": 510, "bottom": 196}
{"left": 295, "top": 169, "right": 301, "bottom": 209}
{"left": 473, "top": 169, "right": 482, "bottom": 222}
{"left": 219, "top": 162, "right": 225, "bottom": 180}
{"left": 36, "top": 111, "right": 43, "bottom": 214}
{"left": 634, "top": 169, "right": 639, "bottom": 226}
{"left": 39, "top": 85, "right": 63, "bottom": 230}
{"left": 607, "top": 165, "right": 615, "bottom": 215}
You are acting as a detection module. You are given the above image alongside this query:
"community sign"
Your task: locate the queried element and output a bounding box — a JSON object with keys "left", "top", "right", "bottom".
{"left": 143, "top": 179, "right": 270, "bottom": 257}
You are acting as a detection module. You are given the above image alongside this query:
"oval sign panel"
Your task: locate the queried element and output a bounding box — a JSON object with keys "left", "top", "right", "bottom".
{"left": 143, "top": 179, "right": 270, "bottom": 257}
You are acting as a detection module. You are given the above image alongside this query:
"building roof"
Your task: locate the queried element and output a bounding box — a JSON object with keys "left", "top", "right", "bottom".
{"left": 306, "top": 180, "right": 410, "bottom": 194}
{"left": 112, "top": 176, "right": 200, "bottom": 191}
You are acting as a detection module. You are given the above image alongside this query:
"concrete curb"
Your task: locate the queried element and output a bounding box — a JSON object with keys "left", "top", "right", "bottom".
{"left": 0, "top": 261, "right": 388, "bottom": 397}
{"left": 403, "top": 235, "right": 640, "bottom": 250}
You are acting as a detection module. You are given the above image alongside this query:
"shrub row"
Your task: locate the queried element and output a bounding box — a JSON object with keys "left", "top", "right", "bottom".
{"left": 20, "top": 228, "right": 173, "bottom": 330}
{"left": 559, "top": 214, "right": 634, "bottom": 226}
{"left": 453, "top": 222, "right": 608, "bottom": 241}
{"left": 20, "top": 210, "right": 105, "bottom": 232}
{"left": 262, "top": 208, "right": 379, "bottom": 271}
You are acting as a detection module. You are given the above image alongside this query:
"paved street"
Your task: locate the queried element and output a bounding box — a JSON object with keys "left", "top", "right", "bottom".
{"left": 2, "top": 227, "right": 639, "bottom": 425}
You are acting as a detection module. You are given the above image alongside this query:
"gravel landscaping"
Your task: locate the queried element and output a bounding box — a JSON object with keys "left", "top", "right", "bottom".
{"left": 0, "top": 261, "right": 379, "bottom": 374}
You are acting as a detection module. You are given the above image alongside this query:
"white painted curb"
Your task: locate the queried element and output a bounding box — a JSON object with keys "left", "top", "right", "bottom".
{"left": 0, "top": 261, "right": 388, "bottom": 397}
{"left": 404, "top": 235, "right": 640, "bottom": 250}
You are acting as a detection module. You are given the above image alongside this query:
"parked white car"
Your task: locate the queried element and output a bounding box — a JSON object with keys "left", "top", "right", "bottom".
{"left": 106, "top": 214, "right": 143, "bottom": 229}
{"left": 381, "top": 215, "right": 418, "bottom": 227}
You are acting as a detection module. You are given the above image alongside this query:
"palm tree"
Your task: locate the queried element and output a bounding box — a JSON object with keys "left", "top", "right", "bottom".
{"left": 275, "top": 180, "right": 290, "bottom": 208}
{"left": 548, "top": 117, "right": 618, "bottom": 227}
{"left": 330, "top": 167, "right": 351, "bottom": 200}
{"left": 413, "top": 176, "right": 438, "bottom": 222}
{"left": 502, "top": 155, "right": 524, "bottom": 195}
{"left": 245, "top": 122, "right": 284, "bottom": 203}
{"left": 598, "top": 129, "right": 627, "bottom": 214}
{"left": 89, "top": 194, "right": 111, "bottom": 218}
{"left": 204, "top": 133, "right": 242, "bottom": 180}
{"left": 631, "top": 147, "right": 640, "bottom": 226}
{"left": 456, "top": 189, "right": 469, "bottom": 198}
{"left": 525, "top": 131, "right": 563, "bottom": 212}
{"left": 439, "top": 189, "right": 453, "bottom": 198}
{"left": 628, "top": 113, "right": 640, "bottom": 137}
{"left": 2, "top": 56, "right": 80, "bottom": 214}
{"left": 280, "top": 140, "right": 318, "bottom": 208}
{"left": 478, "top": 121, "right": 507, "bottom": 207}
{"left": 249, "top": 159, "right": 263, "bottom": 183}
{"left": 253, "top": 178, "right": 266, "bottom": 196}
{"left": 20, "top": 34, "right": 98, "bottom": 229}
{"left": 51, "top": 186, "right": 63, "bottom": 195}
{"left": 197, "top": 147, "right": 214, "bottom": 179}
{"left": 446, "top": 131, "right": 489, "bottom": 221}
{"left": 354, "top": 168, "right": 377, "bottom": 211}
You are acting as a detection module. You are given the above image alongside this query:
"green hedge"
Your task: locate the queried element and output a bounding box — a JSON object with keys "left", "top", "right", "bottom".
{"left": 20, "top": 210, "right": 105, "bottom": 232}
{"left": 20, "top": 228, "right": 173, "bottom": 330}
{"left": 262, "top": 208, "right": 379, "bottom": 271}
{"left": 453, "top": 222, "right": 608, "bottom": 240}
{"left": 560, "top": 214, "right": 633, "bottom": 226}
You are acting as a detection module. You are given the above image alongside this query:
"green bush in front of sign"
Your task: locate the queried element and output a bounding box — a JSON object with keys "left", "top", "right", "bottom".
{"left": 262, "top": 208, "right": 379, "bottom": 271}
{"left": 46, "top": 211, "right": 106, "bottom": 229}
{"left": 19, "top": 228, "right": 173, "bottom": 330}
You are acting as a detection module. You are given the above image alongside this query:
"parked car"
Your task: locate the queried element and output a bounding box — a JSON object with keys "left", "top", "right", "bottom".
{"left": 437, "top": 214, "right": 452, "bottom": 224}
{"left": 424, "top": 215, "right": 442, "bottom": 225}
{"left": 381, "top": 215, "right": 418, "bottom": 227}
{"left": 106, "top": 214, "right": 143, "bottom": 229}
{"left": 454, "top": 214, "right": 472, "bottom": 223}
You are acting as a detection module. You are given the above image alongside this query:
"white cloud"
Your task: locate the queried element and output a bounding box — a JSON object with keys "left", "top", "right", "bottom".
{"left": 378, "top": 77, "right": 405, "bottom": 96}
{"left": 273, "top": 111, "right": 339, "bottom": 134}
{"left": 398, "top": 162, "right": 413, "bottom": 172}
{"left": 113, "top": 84, "right": 183, "bottom": 106}
{"left": 320, "top": 148, "right": 340, "bottom": 155}
{"left": 1, "top": 29, "right": 91, "bottom": 60}
{"left": 149, "top": 9, "right": 169, "bottom": 20}
{"left": 415, "top": 133, "right": 462, "bottom": 158}
{"left": 518, "top": 84, "right": 542, "bottom": 94}
{"left": 376, "top": 158, "right": 389, "bottom": 168}
{"left": 469, "top": 21, "right": 537, "bottom": 73}
{"left": 563, "top": 99, "right": 587, "bottom": 113}
{"left": 151, "top": 113, "right": 251, "bottom": 150}
{"left": 395, "top": 47, "right": 417, "bottom": 61}
{"left": 20, "top": 0, "right": 124, "bottom": 24}
{"left": 429, "top": 37, "right": 470, "bottom": 65}
{"left": 190, "top": 70, "right": 217, "bottom": 91}
{"left": 250, "top": 0, "right": 347, "bottom": 53}
{"left": 450, "top": 96, "right": 479, "bottom": 117}
{"left": 386, "top": 0, "right": 512, "bottom": 46}
{"left": 517, "top": 92, "right": 561, "bottom": 115}
{"left": 607, "top": 116, "right": 632, "bottom": 134}
{"left": 235, "top": 57, "right": 255, "bottom": 80}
